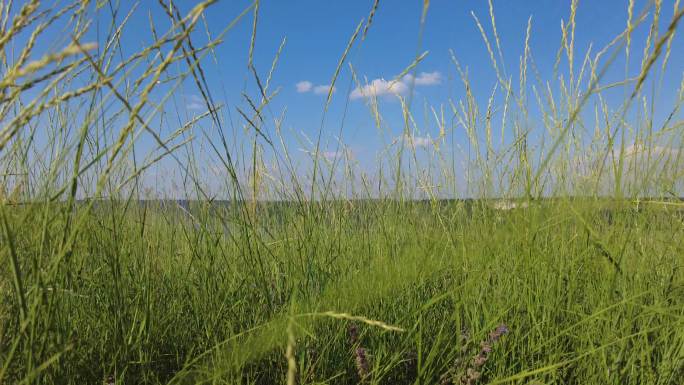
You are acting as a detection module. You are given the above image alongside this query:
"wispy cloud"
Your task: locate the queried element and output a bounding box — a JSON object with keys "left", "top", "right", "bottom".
{"left": 322, "top": 149, "right": 353, "bottom": 160}
{"left": 350, "top": 78, "right": 408, "bottom": 99}
{"left": 296, "top": 80, "right": 313, "bottom": 93}
{"left": 404, "top": 135, "right": 434, "bottom": 148}
{"left": 572, "top": 142, "right": 683, "bottom": 194}
{"left": 296, "top": 80, "right": 336, "bottom": 95}
{"left": 404, "top": 71, "right": 441, "bottom": 86}
{"left": 186, "top": 94, "right": 204, "bottom": 111}
{"left": 297, "top": 72, "right": 440, "bottom": 100}
{"left": 313, "top": 84, "right": 336, "bottom": 95}
{"left": 351, "top": 71, "right": 441, "bottom": 100}
{"left": 623, "top": 143, "right": 679, "bottom": 159}
{"left": 299, "top": 148, "right": 354, "bottom": 161}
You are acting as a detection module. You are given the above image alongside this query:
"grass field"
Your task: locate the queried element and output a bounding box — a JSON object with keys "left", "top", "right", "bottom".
{"left": 1, "top": 0, "right": 684, "bottom": 384}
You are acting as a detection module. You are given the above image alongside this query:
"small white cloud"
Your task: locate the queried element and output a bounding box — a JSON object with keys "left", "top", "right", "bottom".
{"left": 351, "top": 71, "right": 441, "bottom": 100}
{"left": 322, "top": 149, "right": 353, "bottom": 160}
{"left": 296, "top": 81, "right": 313, "bottom": 93}
{"left": 403, "top": 71, "right": 442, "bottom": 86}
{"left": 298, "top": 148, "right": 353, "bottom": 161}
{"left": 297, "top": 81, "right": 336, "bottom": 96}
{"left": 350, "top": 78, "right": 408, "bottom": 100}
{"left": 404, "top": 135, "right": 433, "bottom": 148}
{"left": 186, "top": 94, "right": 204, "bottom": 111}
{"left": 623, "top": 143, "right": 677, "bottom": 158}
{"left": 313, "top": 84, "right": 336, "bottom": 95}
{"left": 574, "top": 142, "right": 683, "bottom": 188}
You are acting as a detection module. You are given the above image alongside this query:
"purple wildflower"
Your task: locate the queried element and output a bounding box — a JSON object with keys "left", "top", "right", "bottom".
{"left": 355, "top": 347, "right": 370, "bottom": 381}
{"left": 348, "top": 323, "right": 359, "bottom": 345}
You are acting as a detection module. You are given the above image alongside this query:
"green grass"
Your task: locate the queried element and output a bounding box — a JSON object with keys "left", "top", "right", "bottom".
{"left": 2, "top": 200, "right": 683, "bottom": 384}
{"left": 1, "top": 0, "right": 684, "bottom": 384}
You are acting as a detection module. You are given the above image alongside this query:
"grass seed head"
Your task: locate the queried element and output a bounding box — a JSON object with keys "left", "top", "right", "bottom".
{"left": 354, "top": 346, "right": 370, "bottom": 381}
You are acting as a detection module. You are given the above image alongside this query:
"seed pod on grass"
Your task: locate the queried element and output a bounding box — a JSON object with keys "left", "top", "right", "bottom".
{"left": 348, "top": 322, "right": 359, "bottom": 345}
{"left": 462, "top": 324, "right": 509, "bottom": 383}
{"left": 355, "top": 346, "right": 370, "bottom": 382}
{"left": 462, "top": 368, "right": 481, "bottom": 385}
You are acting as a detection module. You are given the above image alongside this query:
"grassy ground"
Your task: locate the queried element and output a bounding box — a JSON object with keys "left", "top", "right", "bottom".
{"left": 2, "top": 200, "right": 683, "bottom": 384}
{"left": 1, "top": 0, "right": 684, "bottom": 384}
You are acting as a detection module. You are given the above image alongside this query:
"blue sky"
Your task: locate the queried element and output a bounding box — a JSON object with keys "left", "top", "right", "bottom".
{"left": 130, "top": 0, "right": 682, "bottom": 197}
{"left": 18, "top": 0, "right": 683, "bottom": 198}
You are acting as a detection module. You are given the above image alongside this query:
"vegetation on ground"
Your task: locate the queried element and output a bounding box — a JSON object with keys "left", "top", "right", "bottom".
{"left": 1, "top": 0, "right": 683, "bottom": 383}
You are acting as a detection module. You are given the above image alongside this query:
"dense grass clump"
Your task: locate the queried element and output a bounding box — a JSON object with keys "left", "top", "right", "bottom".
{"left": 1, "top": 0, "right": 684, "bottom": 384}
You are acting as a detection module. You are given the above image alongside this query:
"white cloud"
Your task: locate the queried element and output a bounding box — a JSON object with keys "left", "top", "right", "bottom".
{"left": 322, "top": 151, "right": 340, "bottom": 160}
{"left": 322, "top": 149, "right": 353, "bottom": 160}
{"left": 297, "top": 81, "right": 336, "bottom": 95}
{"left": 404, "top": 135, "right": 433, "bottom": 148}
{"left": 351, "top": 71, "right": 441, "bottom": 100}
{"left": 298, "top": 148, "right": 354, "bottom": 161}
{"left": 186, "top": 94, "right": 204, "bottom": 111}
{"left": 313, "top": 84, "right": 336, "bottom": 95}
{"left": 623, "top": 143, "right": 677, "bottom": 159}
{"left": 403, "top": 71, "right": 442, "bottom": 86}
{"left": 572, "top": 142, "right": 684, "bottom": 195}
{"left": 350, "top": 78, "right": 409, "bottom": 100}
{"left": 296, "top": 80, "right": 313, "bottom": 93}
{"left": 575, "top": 143, "right": 680, "bottom": 173}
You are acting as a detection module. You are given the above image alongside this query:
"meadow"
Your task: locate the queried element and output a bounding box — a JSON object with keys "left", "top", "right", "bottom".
{"left": 1, "top": 0, "right": 683, "bottom": 384}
